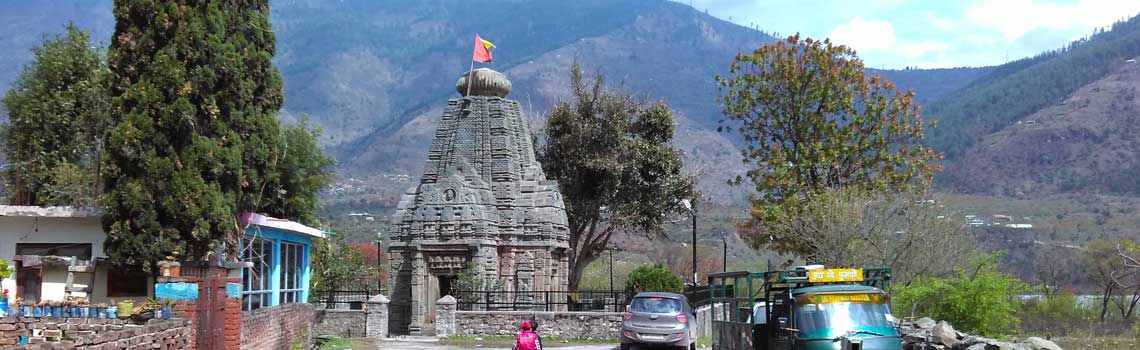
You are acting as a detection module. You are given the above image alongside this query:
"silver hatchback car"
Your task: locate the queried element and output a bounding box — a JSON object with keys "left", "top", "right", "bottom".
{"left": 620, "top": 292, "right": 697, "bottom": 350}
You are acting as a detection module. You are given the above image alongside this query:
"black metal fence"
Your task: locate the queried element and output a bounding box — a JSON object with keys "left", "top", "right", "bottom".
{"left": 455, "top": 289, "right": 631, "bottom": 312}
{"left": 311, "top": 289, "right": 384, "bottom": 310}
{"left": 685, "top": 285, "right": 712, "bottom": 307}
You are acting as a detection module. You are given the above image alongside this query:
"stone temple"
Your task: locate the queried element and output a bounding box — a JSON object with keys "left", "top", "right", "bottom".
{"left": 386, "top": 68, "right": 570, "bottom": 335}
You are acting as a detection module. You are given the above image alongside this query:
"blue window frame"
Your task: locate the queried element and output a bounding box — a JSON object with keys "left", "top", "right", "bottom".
{"left": 279, "top": 242, "right": 304, "bottom": 303}
{"left": 242, "top": 238, "right": 273, "bottom": 310}
{"left": 240, "top": 228, "right": 314, "bottom": 311}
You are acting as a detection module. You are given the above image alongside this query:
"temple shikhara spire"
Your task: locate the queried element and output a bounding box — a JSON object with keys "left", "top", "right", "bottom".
{"left": 387, "top": 68, "right": 570, "bottom": 335}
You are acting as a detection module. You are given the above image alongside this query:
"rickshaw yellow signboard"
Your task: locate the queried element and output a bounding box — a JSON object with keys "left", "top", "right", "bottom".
{"left": 807, "top": 268, "right": 863, "bottom": 282}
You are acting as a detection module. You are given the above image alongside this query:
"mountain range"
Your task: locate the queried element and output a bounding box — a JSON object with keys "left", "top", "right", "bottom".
{"left": 2, "top": 0, "right": 1140, "bottom": 209}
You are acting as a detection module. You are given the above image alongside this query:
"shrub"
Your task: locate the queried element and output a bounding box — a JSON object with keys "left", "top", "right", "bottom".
{"left": 893, "top": 252, "right": 1029, "bottom": 337}
{"left": 625, "top": 264, "right": 683, "bottom": 295}
{"left": 310, "top": 234, "right": 379, "bottom": 293}
{"left": 1019, "top": 292, "right": 1091, "bottom": 337}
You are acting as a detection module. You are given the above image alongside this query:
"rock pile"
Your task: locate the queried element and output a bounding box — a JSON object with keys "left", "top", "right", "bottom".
{"left": 899, "top": 318, "right": 1063, "bottom": 350}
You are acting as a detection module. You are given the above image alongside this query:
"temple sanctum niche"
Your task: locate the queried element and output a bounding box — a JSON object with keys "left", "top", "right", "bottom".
{"left": 386, "top": 68, "right": 570, "bottom": 335}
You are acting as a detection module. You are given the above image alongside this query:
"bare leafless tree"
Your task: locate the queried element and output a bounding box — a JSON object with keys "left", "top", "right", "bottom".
{"left": 761, "top": 188, "right": 971, "bottom": 285}
{"left": 1111, "top": 243, "right": 1140, "bottom": 319}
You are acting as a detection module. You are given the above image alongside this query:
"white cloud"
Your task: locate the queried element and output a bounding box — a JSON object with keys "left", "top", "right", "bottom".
{"left": 829, "top": 17, "right": 897, "bottom": 52}
{"left": 925, "top": 13, "right": 956, "bottom": 32}
{"left": 898, "top": 40, "right": 949, "bottom": 59}
{"left": 966, "top": 0, "right": 1140, "bottom": 41}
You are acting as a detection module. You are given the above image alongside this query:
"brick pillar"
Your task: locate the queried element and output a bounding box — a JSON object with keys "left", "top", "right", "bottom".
{"left": 435, "top": 295, "right": 457, "bottom": 338}
{"left": 173, "top": 300, "right": 199, "bottom": 349}
{"left": 160, "top": 267, "right": 244, "bottom": 350}
{"left": 224, "top": 279, "right": 242, "bottom": 350}
{"left": 366, "top": 294, "right": 390, "bottom": 340}
{"left": 157, "top": 278, "right": 202, "bottom": 350}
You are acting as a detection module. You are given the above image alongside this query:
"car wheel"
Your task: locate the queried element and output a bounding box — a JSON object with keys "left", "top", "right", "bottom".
{"left": 690, "top": 342, "right": 697, "bottom": 350}
{"left": 620, "top": 344, "right": 632, "bottom": 350}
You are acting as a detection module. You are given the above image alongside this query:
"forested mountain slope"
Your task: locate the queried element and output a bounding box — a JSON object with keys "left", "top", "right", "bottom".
{"left": 925, "top": 15, "right": 1140, "bottom": 159}
{"left": 946, "top": 58, "right": 1140, "bottom": 196}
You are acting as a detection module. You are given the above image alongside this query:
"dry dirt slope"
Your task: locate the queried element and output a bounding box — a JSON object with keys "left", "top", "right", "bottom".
{"left": 947, "top": 58, "right": 1140, "bottom": 197}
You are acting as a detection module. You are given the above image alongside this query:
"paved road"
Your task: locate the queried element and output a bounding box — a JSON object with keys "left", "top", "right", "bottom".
{"left": 376, "top": 337, "right": 618, "bottom": 350}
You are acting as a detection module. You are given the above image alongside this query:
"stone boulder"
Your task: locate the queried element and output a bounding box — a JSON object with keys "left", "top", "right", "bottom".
{"left": 915, "top": 317, "right": 937, "bottom": 330}
{"left": 931, "top": 321, "right": 959, "bottom": 347}
{"left": 897, "top": 318, "right": 1063, "bottom": 350}
{"left": 1022, "top": 337, "right": 1062, "bottom": 350}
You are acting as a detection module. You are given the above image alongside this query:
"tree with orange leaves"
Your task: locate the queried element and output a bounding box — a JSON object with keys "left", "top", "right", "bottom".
{"left": 716, "top": 35, "right": 942, "bottom": 255}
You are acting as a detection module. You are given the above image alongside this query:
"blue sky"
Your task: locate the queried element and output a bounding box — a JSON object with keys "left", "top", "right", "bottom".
{"left": 676, "top": 0, "right": 1140, "bottom": 69}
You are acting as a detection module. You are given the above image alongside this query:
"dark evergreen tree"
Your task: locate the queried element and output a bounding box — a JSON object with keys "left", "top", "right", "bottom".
{"left": 537, "top": 63, "right": 694, "bottom": 291}
{"left": 258, "top": 119, "right": 335, "bottom": 226}
{"left": 102, "top": 1, "right": 295, "bottom": 266}
{"left": 3, "top": 24, "right": 108, "bottom": 206}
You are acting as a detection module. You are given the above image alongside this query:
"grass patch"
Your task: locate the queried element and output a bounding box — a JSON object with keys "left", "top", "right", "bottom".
{"left": 1054, "top": 335, "right": 1139, "bottom": 350}
{"left": 696, "top": 336, "right": 712, "bottom": 348}
{"left": 317, "top": 338, "right": 375, "bottom": 350}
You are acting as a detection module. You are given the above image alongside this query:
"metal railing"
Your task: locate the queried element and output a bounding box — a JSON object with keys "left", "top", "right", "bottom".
{"left": 454, "top": 289, "right": 631, "bottom": 312}
{"left": 311, "top": 289, "right": 384, "bottom": 310}
{"left": 685, "top": 285, "right": 713, "bottom": 307}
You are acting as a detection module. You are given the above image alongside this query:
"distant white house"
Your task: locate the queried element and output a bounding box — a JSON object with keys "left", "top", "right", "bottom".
{"left": 1006, "top": 224, "right": 1034, "bottom": 229}
{"left": 0, "top": 206, "right": 152, "bottom": 304}
{"left": 1, "top": 206, "right": 326, "bottom": 311}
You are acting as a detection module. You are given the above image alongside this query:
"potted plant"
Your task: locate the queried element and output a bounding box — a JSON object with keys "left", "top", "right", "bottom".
{"left": 78, "top": 299, "right": 93, "bottom": 318}
{"left": 0, "top": 259, "right": 13, "bottom": 296}
{"left": 74, "top": 299, "right": 88, "bottom": 318}
{"left": 0, "top": 289, "right": 9, "bottom": 317}
{"left": 16, "top": 298, "right": 29, "bottom": 317}
{"left": 39, "top": 300, "right": 49, "bottom": 317}
{"left": 51, "top": 301, "right": 63, "bottom": 318}
{"left": 158, "top": 257, "right": 181, "bottom": 277}
{"left": 160, "top": 298, "right": 176, "bottom": 319}
{"left": 116, "top": 299, "right": 133, "bottom": 319}
{"left": 90, "top": 303, "right": 102, "bottom": 319}
{"left": 33, "top": 301, "right": 44, "bottom": 318}
{"left": 106, "top": 301, "right": 117, "bottom": 319}
{"left": 131, "top": 298, "right": 157, "bottom": 322}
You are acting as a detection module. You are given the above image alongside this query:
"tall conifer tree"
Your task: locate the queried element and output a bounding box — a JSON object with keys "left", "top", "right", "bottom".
{"left": 3, "top": 24, "right": 108, "bottom": 206}
{"left": 103, "top": 1, "right": 287, "bottom": 266}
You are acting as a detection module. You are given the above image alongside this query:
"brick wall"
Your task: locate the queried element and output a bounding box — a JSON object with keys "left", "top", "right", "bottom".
{"left": 240, "top": 303, "right": 313, "bottom": 350}
{"left": 0, "top": 317, "right": 190, "bottom": 350}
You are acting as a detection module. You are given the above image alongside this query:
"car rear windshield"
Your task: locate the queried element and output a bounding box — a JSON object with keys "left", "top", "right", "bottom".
{"left": 630, "top": 297, "right": 682, "bottom": 314}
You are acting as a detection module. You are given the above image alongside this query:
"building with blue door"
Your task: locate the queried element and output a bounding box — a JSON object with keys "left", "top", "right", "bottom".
{"left": 238, "top": 212, "right": 326, "bottom": 311}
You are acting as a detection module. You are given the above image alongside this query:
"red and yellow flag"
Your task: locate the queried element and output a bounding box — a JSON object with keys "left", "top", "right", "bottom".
{"left": 472, "top": 34, "right": 495, "bottom": 63}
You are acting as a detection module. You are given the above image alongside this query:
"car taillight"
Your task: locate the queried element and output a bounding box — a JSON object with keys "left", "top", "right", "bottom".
{"left": 623, "top": 330, "right": 632, "bottom": 338}
{"left": 624, "top": 311, "right": 633, "bottom": 320}
{"left": 676, "top": 313, "right": 688, "bottom": 324}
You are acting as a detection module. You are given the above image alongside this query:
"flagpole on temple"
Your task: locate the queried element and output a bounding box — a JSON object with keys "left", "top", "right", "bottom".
{"left": 466, "top": 58, "right": 475, "bottom": 97}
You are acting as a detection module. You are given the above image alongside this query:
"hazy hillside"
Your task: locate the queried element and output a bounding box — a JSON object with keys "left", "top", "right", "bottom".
{"left": 925, "top": 14, "right": 1140, "bottom": 159}
{"left": 0, "top": 0, "right": 995, "bottom": 207}
{"left": 948, "top": 58, "right": 1140, "bottom": 196}
{"left": 271, "top": 0, "right": 675, "bottom": 144}
{"left": 332, "top": 0, "right": 777, "bottom": 189}
{"left": 0, "top": 0, "right": 115, "bottom": 120}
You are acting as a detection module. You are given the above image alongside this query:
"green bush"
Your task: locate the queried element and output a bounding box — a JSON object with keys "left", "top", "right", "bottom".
{"left": 1019, "top": 292, "right": 1092, "bottom": 337}
{"left": 625, "top": 264, "right": 683, "bottom": 294}
{"left": 893, "top": 252, "right": 1029, "bottom": 337}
